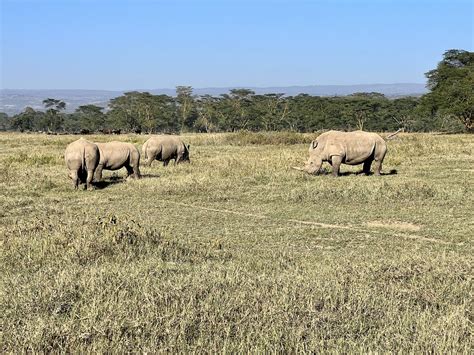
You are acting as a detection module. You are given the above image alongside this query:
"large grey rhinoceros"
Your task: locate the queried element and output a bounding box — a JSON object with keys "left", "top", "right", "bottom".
{"left": 94, "top": 141, "right": 141, "bottom": 181}
{"left": 293, "top": 130, "right": 387, "bottom": 176}
{"left": 64, "top": 138, "right": 100, "bottom": 190}
{"left": 142, "top": 135, "right": 190, "bottom": 166}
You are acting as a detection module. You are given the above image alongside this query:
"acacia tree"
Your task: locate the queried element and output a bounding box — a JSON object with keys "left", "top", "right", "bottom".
{"left": 252, "top": 93, "right": 287, "bottom": 131}
{"left": 42, "top": 98, "right": 66, "bottom": 131}
{"left": 227, "top": 89, "right": 255, "bottom": 130}
{"left": 107, "top": 92, "right": 143, "bottom": 131}
{"left": 108, "top": 92, "right": 178, "bottom": 133}
{"left": 390, "top": 97, "right": 419, "bottom": 131}
{"left": 74, "top": 105, "right": 105, "bottom": 131}
{"left": 0, "top": 112, "right": 9, "bottom": 131}
{"left": 11, "top": 107, "right": 38, "bottom": 131}
{"left": 176, "top": 86, "right": 196, "bottom": 131}
{"left": 345, "top": 93, "right": 386, "bottom": 131}
{"left": 422, "top": 49, "right": 474, "bottom": 132}
{"left": 285, "top": 94, "right": 315, "bottom": 131}
{"left": 194, "top": 95, "right": 222, "bottom": 132}
{"left": 149, "top": 94, "right": 179, "bottom": 133}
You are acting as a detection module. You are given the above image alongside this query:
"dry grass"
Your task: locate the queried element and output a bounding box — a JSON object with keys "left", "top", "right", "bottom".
{"left": 1, "top": 131, "right": 473, "bottom": 352}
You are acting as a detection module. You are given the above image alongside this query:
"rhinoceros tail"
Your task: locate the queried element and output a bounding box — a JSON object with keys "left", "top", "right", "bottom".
{"left": 385, "top": 128, "right": 403, "bottom": 140}
{"left": 82, "top": 146, "right": 86, "bottom": 171}
{"left": 79, "top": 146, "right": 86, "bottom": 182}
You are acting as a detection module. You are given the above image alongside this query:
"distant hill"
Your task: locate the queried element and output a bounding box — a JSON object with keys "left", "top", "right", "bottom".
{"left": 190, "top": 83, "right": 427, "bottom": 97}
{"left": 0, "top": 84, "right": 427, "bottom": 115}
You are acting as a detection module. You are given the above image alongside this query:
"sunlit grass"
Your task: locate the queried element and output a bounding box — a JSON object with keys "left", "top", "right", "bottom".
{"left": 1, "top": 131, "right": 473, "bottom": 352}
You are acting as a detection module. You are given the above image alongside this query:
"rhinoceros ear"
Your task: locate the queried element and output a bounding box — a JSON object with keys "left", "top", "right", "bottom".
{"left": 310, "top": 140, "right": 318, "bottom": 150}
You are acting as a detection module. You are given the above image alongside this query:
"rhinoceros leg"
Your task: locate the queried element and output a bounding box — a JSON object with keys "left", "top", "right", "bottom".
{"left": 331, "top": 156, "right": 343, "bottom": 177}
{"left": 130, "top": 152, "right": 141, "bottom": 178}
{"left": 126, "top": 163, "right": 140, "bottom": 179}
{"left": 86, "top": 169, "right": 95, "bottom": 190}
{"left": 70, "top": 170, "right": 79, "bottom": 189}
{"left": 125, "top": 165, "right": 140, "bottom": 179}
{"left": 363, "top": 158, "right": 374, "bottom": 175}
{"left": 145, "top": 151, "right": 157, "bottom": 167}
{"left": 374, "top": 160, "right": 383, "bottom": 176}
{"left": 163, "top": 159, "right": 170, "bottom": 167}
{"left": 373, "top": 143, "right": 387, "bottom": 176}
{"left": 125, "top": 165, "right": 133, "bottom": 178}
{"left": 95, "top": 165, "right": 103, "bottom": 182}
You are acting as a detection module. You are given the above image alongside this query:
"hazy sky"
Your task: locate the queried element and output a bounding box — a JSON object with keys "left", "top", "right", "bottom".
{"left": 1, "top": 0, "right": 473, "bottom": 90}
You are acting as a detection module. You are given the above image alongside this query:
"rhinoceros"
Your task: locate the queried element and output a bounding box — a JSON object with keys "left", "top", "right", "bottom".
{"left": 64, "top": 138, "right": 100, "bottom": 190}
{"left": 94, "top": 141, "right": 141, "bottom": 181}
{"left": 142, "top": 135, "right": 190, "bottom": 167}
{"left": 293, "top": 130, "right": 387, "bottom": 176}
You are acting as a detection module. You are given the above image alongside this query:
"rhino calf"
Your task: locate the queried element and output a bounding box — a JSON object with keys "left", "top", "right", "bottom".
{"left": 95, "top": 141, "right": 141, "bottom": 181}
{"left": 64, "top": 138, "right": 100, "bottom": 190}
{"left": 293, "top": 130, "right": 387, "bottom": 177}
{"left": 142, "top": 135, "right": 190, "bottom": 167}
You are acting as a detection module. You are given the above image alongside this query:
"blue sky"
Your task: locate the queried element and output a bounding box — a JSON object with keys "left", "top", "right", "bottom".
{"left": 1, "top": 0, "right": 472, "bottom": 90}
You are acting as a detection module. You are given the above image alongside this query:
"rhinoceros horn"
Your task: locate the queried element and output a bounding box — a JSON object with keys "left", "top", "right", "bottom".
{"left": 292, "top": 166, "right": 306, "bottom": 172}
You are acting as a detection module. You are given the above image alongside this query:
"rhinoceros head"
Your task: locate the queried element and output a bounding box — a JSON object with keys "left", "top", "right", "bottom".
{"left": 292, "top": 151, "right": 322, "bottom": 175}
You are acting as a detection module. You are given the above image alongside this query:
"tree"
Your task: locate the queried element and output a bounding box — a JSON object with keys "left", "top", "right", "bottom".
{"left": 344, "top": 93, "right": 386, "bottom": 131}
{"left": 107, "top": 92, "right": 144, "bottom": 131}
{"left": 108, "top": 91, "right": 180, "bottom": 133}
{"left": 286, "top": 94, "right": 327, "bottom": 132}
{"left": 43, "top": 98, "right": 66, "bottom": 111}
{"left": 41, "top": 98, "right": 66, "bottom": 131}
{"left": 422, "top": 49, "right": 474, "bottom": 132}
{"left": 390, "top": 97, "right": 419, "bottom": 131}
{"left": 0, "top": 112, "right": 10, "bottom": 131}
{"left": 176, "top": 86, "right": 195, "bottom": 131}
{"left": 194, "top": 95, "right": 222, "bottom": 132}
{"left": 74, "top": 105, "right": 105, "bottom": 131}
{"left": 227, "top": 89, "right": 255, "bottom": 130}
{"left": 11, "top": 107, "right": 39, "bottom": 131}
{"left": 148, "top": 94, "right": 179, "bottom": 133}
{"left": 252, "top": 94, "right": 288, "bottom": 131}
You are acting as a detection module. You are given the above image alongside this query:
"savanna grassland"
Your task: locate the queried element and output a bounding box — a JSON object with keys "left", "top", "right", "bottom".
{"left": 1, "top": 131, "right": 473, "bottom": 352}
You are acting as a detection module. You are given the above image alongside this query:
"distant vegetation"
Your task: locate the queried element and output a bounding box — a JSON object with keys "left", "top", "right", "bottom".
{"left": 1, "top": 49, "right": 472, "bottom": 133}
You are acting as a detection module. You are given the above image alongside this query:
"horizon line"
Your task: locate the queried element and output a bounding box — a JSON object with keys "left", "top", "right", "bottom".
{"left": 1, "top": 83, "right": 427, "bottom": 92}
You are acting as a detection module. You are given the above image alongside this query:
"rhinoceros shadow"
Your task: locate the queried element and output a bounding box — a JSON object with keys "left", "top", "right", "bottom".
{"left": 94, "top": 177, "right": 126, "bottom": 189}
{"left": 337, "top": 169, "right": 398, "bottom": 177}
{"left": 94, "top": 173, "right": 162, "bottom": 189}
{"left": 140, "top": 173, "right": 161, "bottom": 179}
{"left": 383, "top": 169, "right": 398, "bottom": 175}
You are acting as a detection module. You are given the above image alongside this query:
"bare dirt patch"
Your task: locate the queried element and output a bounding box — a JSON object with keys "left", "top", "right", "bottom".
{"left": 366, "top": 221, "right": 421, "bottom": 232}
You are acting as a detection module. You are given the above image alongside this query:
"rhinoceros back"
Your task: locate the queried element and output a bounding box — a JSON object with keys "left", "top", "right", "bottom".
{"left": 315, "top": 130, "right": 385, "bottom": 165}
{"left": 145, "top": 135, "right": 184, "bottom": 160}
{"left": 339, "top": 131, "right": 385, "bottom": 165}
{"left": 65, "top": 138, "right": 99, "bottom": 171}
{"left": 96, "top": 141, "right": 138, "bottom": 170}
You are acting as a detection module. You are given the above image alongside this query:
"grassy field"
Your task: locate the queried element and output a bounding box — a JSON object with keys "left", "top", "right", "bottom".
{"left": 1, "top": 131, "right": 473, "bottom": 352}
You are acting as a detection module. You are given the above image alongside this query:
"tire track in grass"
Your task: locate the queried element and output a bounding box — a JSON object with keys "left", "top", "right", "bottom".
{"left": 160, "top": 200, "right": 463, "bottom": 246}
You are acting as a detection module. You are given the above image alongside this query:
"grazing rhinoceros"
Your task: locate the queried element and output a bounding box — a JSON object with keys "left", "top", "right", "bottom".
{"left": 64, "top": 138, "right": 100, "bottom": 190}
{"left": 293, "top": 130, "right": 387, "bottom": 176}
{"left": 94, "top": 141, "right": 141, "bottom": 181}
{"left": 142, "top": 135, "right": 190, "bottom": 167}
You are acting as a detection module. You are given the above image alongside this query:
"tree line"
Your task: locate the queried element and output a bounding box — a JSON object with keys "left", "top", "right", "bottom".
{"left": 1, "top": 49, "right": 472, "bottom": 134}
